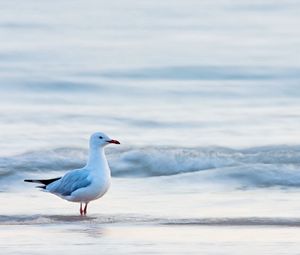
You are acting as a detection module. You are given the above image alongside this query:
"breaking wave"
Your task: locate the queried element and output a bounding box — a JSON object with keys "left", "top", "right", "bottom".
{"left": 1, "top": 145, "right": 300, "bottom": 188}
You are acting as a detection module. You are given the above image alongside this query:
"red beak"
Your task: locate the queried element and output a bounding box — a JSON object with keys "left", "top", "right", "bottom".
{"left": 108, "top": 139, "right": 120, "bottom": 144}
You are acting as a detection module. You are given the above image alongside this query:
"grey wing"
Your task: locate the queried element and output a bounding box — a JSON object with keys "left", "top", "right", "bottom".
{"left": 47, "top": 169, "right": 91, "bottom": 196}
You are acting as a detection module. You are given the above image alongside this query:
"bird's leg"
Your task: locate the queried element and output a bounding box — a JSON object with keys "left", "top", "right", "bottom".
{"left": 80, "top": 202, "right": 84, "bottom": 216}
{"left": 83, "top": 202, "right": 89, "bottom": 215}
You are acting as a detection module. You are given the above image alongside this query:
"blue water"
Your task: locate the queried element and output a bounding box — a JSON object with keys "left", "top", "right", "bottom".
{"left": 2, "top": 2, "right": 300, "bottom": 254}
{"left": 0, "top": 0, "right": 300, "bottom": 151}
{"left": 1, "top": 0, "right": 300, "bottom": 187}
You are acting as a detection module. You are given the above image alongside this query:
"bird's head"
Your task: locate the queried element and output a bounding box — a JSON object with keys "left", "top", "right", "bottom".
{"left": 90, "top": 132, "right": 120, "bottom": 148}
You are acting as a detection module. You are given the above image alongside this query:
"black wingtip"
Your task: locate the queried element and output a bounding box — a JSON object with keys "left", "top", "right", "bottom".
{"left": 36, "top": 185, "right": 46, "bottom": 189}
{"left": 24, "top": 177, "right": 61, "bottom": 185}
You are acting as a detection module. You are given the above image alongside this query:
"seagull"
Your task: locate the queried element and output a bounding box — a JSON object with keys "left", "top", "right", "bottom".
{"left": 24, "top": 132, "right": 120, "bottom": 215}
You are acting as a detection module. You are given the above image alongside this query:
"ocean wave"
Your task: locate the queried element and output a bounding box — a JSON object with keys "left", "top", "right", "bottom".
{"left": 1, "top": 214, "right": 300, "bottom": 227}
{"left": 101, "top": 66, "right": 300, "bottom": 81}
{"left": 164, "top": 163, "right": 300, "bottom": 188}
{"left": 0, "top": 147, "right": 87, "bottom": 177}
{"left": 1, "top": 146, "right": 300, "bottom": 188}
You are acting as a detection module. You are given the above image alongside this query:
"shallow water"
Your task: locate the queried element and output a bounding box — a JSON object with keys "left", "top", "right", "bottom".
{"left": 4, "top": 224, "right": 300, "bottom": 255}
{"left": 2, "top": 181, "right": 300, "bottom": 255}
{"left": 1, "top": 0, "right": 300, "bottom": 254}
{"left": 3, "top": 214, "right": 300, "bottom": 227}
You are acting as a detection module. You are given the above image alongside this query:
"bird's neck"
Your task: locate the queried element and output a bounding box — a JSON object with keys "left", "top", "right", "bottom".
{"left": 86, "top": 146, "right": 110, "bottom": 175}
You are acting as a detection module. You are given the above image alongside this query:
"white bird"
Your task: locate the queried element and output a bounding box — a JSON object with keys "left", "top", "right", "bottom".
{"left": 24, "top": 132, "right": 120, "bottom": 215}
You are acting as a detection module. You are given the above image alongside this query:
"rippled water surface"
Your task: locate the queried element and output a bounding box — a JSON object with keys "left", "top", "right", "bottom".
{"left": 1, "top": 0, "right": 300, "bottom": 254}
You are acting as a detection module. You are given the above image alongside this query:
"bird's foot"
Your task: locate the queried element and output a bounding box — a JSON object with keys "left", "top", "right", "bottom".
{"left": 79, "top": 202, "right": 88, "bottom": 216}
{"left": 83, "top": 203, "right": 88, "bottom": 215}
{"left": 80, "top": 202, "right": 84, "bottom": 216}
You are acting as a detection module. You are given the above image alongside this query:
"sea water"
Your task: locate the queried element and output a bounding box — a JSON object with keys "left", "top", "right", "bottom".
{"left": 1, "top": 0, "right": 300, "bottom": 254}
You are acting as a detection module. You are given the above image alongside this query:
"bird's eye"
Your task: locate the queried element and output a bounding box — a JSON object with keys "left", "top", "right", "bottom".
{"left": 99, "top": 136, "right": 103, "bottom": 139}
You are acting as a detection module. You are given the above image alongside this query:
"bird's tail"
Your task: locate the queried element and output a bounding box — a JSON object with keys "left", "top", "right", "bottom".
{"left": 24, "top": 177, "right": 61, "bottom": 189}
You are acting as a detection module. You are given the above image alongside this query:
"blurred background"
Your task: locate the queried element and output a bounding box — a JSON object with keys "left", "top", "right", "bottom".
{"left": 0, "top": 0, "right": 299, "bottom": 156}
{"left": 2, "top": 2, "right": 300, "bottom": 254}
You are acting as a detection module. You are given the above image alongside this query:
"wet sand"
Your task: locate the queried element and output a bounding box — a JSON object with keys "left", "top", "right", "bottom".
{"left": 2, "top": 179, "right": 300, "bottom": 255}
{"left": 3, "top": 214, "right": 300, "bottom": 255}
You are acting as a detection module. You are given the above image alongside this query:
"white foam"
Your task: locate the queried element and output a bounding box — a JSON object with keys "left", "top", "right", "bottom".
{"left": 3, "top": 145, "right": 300, "bottom": 188}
